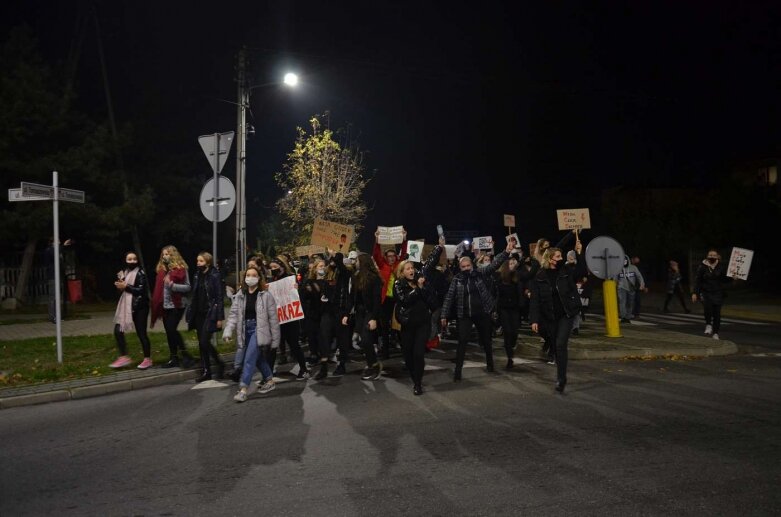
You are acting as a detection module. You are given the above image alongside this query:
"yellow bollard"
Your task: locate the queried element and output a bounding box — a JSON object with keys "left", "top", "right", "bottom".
{"left": 602, "top": 279, "right": 622, "bottom": 337}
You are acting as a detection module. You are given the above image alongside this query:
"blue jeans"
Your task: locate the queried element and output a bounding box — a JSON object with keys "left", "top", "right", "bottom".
{"left": 618, "top": 289, "right": 635, "bottom": 320}
{"left": 240, "top": 319, "right": 273, "bottom": 388}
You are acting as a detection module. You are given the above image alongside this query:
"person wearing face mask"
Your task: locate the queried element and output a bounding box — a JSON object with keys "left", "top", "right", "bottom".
{"left": 109, "top": 252, "right": 153, "bottom": 369}
{"left": 150, "top": 245, "right": 196, "bottom": 369}
{"left": 692, "top": 249, "right": 727, "bottom": 340}
{"left": 529, "top": 247, "right": 582, "bottom": 393}
{"left": 394, "top": 239, "right": 444, "bottom": 395}
{"left": 223, "top": 266, "right": 280, "bottom": 402}
{"left": 344, "top": 253, "right": 384, "bottom": 380}
{"left": 373, "top": 228, "right": 408, "bottom": 359}
{"left": 425, "top": 247, "right": 451, "bottom": 349}
{"left": 314, "top": 250, "right": 352, "bottom": 380}
{"left": 268, "top": 256, "right": 310, "bottom": 380}
{"left": 617, "top": 255, "right": 645, "bottom": 323}
{"left": 441, "top": 238, "right": 513, "bottom": 380}
{"left": 300, "top": 258, "right": 327, "bottom": 365}
{"left": 186, "top": 252, "right": 226, "bottom": 382}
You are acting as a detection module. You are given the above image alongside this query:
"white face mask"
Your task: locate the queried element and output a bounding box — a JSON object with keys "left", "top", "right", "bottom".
{"left": 245, "top": 276, "right": 259, "bottom": 287}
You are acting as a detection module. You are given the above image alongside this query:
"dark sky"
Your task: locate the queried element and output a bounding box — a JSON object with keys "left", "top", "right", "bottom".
{"left": 4, "top": 1, "right": 781, "bottom": 249}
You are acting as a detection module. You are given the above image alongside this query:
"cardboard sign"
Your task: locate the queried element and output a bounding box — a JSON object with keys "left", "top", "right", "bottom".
{"left": 267, "top": 275, "right": 305, "bottom": 324}
{"left": 407, "top": 241, "right": 424, "bottom": 263}
{"left": 556, "top": 208, "right": 591, "bottom": 230}
{"left": 311, "top": 218, "right": 355, "bottom": 252}
{"left": 444, "top": 245, "right": 457, "bottom": 259}
{"left": 726, "top": 247, "right": 753, "bottom": 280}
{"left": 505, "top": 233, "right": 520, "bottom": 249}
{"left": 503, "top": 214, "right": 515, "bottom": 227}
{"left": 295, "top": 244, "right": 326, "bottom": 257}
{"left": 377, "top": 226, "right": 405, "bottom": 245}
{"left": 473, "top": 236, "right": 494, "bottom": 250}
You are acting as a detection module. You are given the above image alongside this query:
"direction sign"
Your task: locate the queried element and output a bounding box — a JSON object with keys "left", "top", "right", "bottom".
{"left": 21, "top": 182, "right": 54, "bottom": 199}
{"left": 198, "top": 132, "right": 234, "bottom": 174}
{"left": 8, "top": 188, "right": 49, "bottom": 202}
{"left": 58, "top": 188, "right": 85, "bottom": 203}
{"left": 199, "top": 176, "right": 236, "bottom": 222}
{"left": 19, "top": 182, "right": 85, "bottom": 203}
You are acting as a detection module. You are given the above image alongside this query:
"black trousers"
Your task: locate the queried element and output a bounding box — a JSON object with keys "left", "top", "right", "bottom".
{"left": 319, "top": 311, "right": 352, "bottom": 363}
{"left": 499, "top": 308, "right": 520, "bottom": 359}
{"left": 355, "top": 311, "right": 378, "bottom": 366}
{"left": 305, "top": 316, "right": 321, "bottom": 358}
{"left": 703, "top": 299, "right": 722, "bottom": 334}
{"left": 163, "top": 307, "right": 189, "bottom": 359}
{"left": 280, "top": 322, "right": 307, "bottom": 370}
{"left": 540, "top": 315, "right": 575, "bottom": 386}
{"left": 455, "top": 313, "right": 493, "bottom": 371}
{"left": 192, "top": 311, "right": 222, "bottom": 373}
{"left": 664, "top": 285, "right": 689, "bottom": 312}
{"left": 114, "top": 306, "right": 151, "bottom": 357}
{"left": 380, "top": 297, "right": 397, "bottom": 345}
{"left": 401, "top": 320, "right": 428, "bottom": 386}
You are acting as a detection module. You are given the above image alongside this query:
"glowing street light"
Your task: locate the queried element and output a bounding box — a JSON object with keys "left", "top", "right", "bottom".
{"left": 283, "top": 72, "right": 299, "bottom": 87}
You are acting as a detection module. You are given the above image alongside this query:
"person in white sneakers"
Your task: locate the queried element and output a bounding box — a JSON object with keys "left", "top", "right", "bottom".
{"left": 692, "top": 249, "right": 728, "bottom": 340}
{"left": 223, "top": 266, "right": 280, "bottom": 402}
{"left": 109, "top": 252, "right": 153, "bottom": 370}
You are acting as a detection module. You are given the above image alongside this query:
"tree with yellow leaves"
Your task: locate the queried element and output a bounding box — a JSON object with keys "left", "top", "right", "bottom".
{"left": 275, "top": 114, "right": 369, "bottom": 246}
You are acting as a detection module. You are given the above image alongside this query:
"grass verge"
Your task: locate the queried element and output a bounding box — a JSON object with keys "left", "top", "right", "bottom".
{"left": 0, "top": 331, "right": 234, "bottom": 388}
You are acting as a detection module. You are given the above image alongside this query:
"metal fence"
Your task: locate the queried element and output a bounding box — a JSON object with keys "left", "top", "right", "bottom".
{"left": 0, "top": 266, "right": 49, "bottom": 303}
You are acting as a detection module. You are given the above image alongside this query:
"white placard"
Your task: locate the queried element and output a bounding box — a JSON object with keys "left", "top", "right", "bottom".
{"left": 556, "top": 208, "right": 591, "bottom": 230}
{"left": 266, "top": 275, "right": 305, "bottom": 324}
{"left": 503, "top": 214, "right": 515, "bottom": 227}
{"left": 377, "top": 226, "right": 405, "bottom": 245}
{"left": 473, "top": 236, "right": 494, "bottom": 250}
{"left": 407, "top": 241, "right": 424, "bottom": 262}
{"left": 505, "top": 233, "right": 520, "bottom": 249}
{"left": 726, "top": 247, "right": 753, "bottom": 281}
{"left": 444, "top": 245, "right": 458, "bottom": 259}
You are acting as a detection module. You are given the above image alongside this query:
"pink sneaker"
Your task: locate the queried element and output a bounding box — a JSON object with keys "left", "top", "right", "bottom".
{"left": 109, "top": 356, "right": 132, "bottom": 369}
{"left": 137, "top": 357, "right": 153, "bottom": 370}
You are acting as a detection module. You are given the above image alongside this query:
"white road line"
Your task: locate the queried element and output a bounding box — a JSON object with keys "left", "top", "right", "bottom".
{"left": 637, "top": 314, "right": 693, "bottom": 326}
{"left": 654, "top": 311, "right": 770, "bottom": 326}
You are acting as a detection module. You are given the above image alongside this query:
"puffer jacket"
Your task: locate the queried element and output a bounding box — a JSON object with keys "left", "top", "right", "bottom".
{"left": 186, "top": 267, "right": 225, "bottom": 332}
{"left": 222, "top": 289, "right": 281, "bottom": 350}
{"left": 694, "top": 260, "right": 727, "bottom": 305}
{"left": 442, "top": 251, "right": 508, "bottom": 319}
{"left": 393, "top": 245, "right": 444, "bottom": 326}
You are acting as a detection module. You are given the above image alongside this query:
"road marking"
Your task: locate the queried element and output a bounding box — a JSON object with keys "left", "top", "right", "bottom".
{"left": 749, "top": 352, "right": 781, "bottom": 357}
{"left": 190, "top": 380, "right": 230, "bottom": 390}
{"left": 655, "top": 311, "right": 770, "bottom": 326}
{"left": 636, "top": 314, "right": 690, "bottom": 326}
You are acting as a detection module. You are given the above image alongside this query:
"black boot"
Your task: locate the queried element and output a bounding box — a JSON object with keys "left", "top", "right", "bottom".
{"left": 214, "top": 360, "right": 225, "bottom": 380}
{"left": 453, "top": 368, "right": 462, "bottom": 382}
{"left": 161, "top": 357, "right": 180, "bottom": 369}
{"left": 314, "top": 362, "right": 328, "bottom": 380}
{"left": 229, "top": 367, "right": 242, "bottom": 383}
{"left": 181, "top": 351, "right": 196, "bottom": 369}
{"left": 413, "top": 384, "right": 423, "bottom": 396}
{"left": 195, "top": 370, "right": 212, "bottom": 383}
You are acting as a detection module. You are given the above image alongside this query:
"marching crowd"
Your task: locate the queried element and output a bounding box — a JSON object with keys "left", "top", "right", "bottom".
{"left": 107, "top": 229, "right": 732, "bottom": 401}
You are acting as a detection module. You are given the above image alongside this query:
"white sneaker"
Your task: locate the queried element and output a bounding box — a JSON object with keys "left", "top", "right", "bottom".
{"left": 258, "top": 380, "right": 276, "bottom": 394}
{"left": 704, "top": 324, "right": 713, "bottom": 335}
{"left": 233, "top": 390, "right": 248, "bottom": 403}
{"left": 712, "top": 333, "right": 719, "bottom": 340}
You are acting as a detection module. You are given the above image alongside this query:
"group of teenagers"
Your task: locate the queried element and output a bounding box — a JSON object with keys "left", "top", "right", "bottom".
{"left": 108, "top": 229, "right": 592, "bottom": 401}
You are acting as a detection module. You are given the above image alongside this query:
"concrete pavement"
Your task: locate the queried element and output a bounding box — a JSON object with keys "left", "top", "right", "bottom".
{"left": 0, "top": 308, "right": 740, "bottom": 409}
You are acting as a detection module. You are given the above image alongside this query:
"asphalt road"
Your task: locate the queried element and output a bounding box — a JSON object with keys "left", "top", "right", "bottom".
{"left": 2, "top": 350, "right": 780, "bottom": 516}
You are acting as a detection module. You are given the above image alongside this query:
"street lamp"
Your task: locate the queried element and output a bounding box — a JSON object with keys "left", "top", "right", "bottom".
{"left": 235, "top": 48, "right": 298, "bottom": 273}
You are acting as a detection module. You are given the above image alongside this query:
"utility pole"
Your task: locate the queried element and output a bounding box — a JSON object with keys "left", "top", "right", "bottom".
{"left": 235, "top": 47, "right": 248, "bottom": 276}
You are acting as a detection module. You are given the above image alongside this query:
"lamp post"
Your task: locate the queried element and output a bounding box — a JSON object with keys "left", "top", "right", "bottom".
{"left": 235, "top": 47, "right": 298, "bottom": 274}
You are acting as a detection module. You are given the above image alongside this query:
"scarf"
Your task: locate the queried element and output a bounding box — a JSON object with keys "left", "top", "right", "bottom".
{"left": 114, "top": 268, "right": 138, "bottom": 332}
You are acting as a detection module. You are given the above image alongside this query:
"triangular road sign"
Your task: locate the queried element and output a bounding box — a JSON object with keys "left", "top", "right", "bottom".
{"left": 198, "top": 131, "right": 235, "bottom": 174}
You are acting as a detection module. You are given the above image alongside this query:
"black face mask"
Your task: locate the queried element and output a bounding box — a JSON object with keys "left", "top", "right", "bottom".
{"left": 198, "top": 265, "right": 208, "bottom": 272}
{"left": 553, "top": 259, "right": 563, "bottom": 269}
{"left": 271, "top": 269, "right": 282, "bottom": 278}
{"left": 707, "top": 257, "right": 717, "bottom": 264}
{"left": 126, "top": 261, "right": 138, "bottom": 268}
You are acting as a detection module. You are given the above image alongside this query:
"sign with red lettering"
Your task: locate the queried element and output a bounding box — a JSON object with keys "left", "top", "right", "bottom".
{"left": 267, "top": 275, "right": 305, "bottom": 324}
{"left": 556, "top": 208, "right": 591, "bottom": 230}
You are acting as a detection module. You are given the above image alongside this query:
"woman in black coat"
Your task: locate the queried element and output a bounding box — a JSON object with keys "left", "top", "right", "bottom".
{"left": 347, "top": 253, "right": 384, "bottom": 381}
{"left": 109, "top": 251, "right": 152, "bottom": 369}
{"left": 692, "top": 249, "right": 727, "bottom": 340}
{"left": 187, "top": 251, "right": 226, "bottom": 382}
{"left": 529, "top": 247, "right": 582, "bottom": 393}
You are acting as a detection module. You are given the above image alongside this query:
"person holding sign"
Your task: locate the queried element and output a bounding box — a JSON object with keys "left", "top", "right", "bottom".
{"left": 223, "top": 266, "right": 280, "bottom": 402}
{"left": 269, "top": 256, "right": 310, "bottom": 380}
{"left": 692, "top": 249, "right": 728, "bottom": 340}
{"left": 441, "top": 238, "right": 513, "bottom": 380}
{"left": 529, "top": 248, "right": 582, "bottom": 393}
{"left": 394, "top": 239, "right": 444, "bottom": 395}
{"left": 374, "top": 228, "right": 408, "bottom": 358}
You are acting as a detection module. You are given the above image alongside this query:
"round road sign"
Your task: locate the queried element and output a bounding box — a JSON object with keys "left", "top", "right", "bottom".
{"left": 585, "top": 235, "right": 625, "bottom": 280}
{"left": 199, "top": 176, "right": 236, "bottom": 222}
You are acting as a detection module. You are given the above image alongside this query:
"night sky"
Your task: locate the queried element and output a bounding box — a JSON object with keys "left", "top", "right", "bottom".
{"left": 4, "top": 1, "right": 781, "bottom": 250}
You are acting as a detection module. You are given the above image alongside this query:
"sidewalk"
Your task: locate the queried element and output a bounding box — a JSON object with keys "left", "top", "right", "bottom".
{"left": 0, "top": 308, "right": 740, "bottom": 410}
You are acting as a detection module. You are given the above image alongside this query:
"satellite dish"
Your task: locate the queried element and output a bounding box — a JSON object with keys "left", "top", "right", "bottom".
{"left": 585, "top": 236, "right": 625, "bottom": 280}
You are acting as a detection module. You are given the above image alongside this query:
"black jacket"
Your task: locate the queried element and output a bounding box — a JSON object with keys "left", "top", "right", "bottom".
{"left": 393, "top": 245, "right": 444, "bottom": 327}
{"left": 123, "top": 267, "right": 149, "bottom": 313}
{"left": 529, "top": 265, "right": 582, "bottom": 323}
{"left": 694, "top": 260, "right": 727, "bottom": 304}
{"left": 348, "top": 273, "right": 382, "bottom": 321}
{"left": 321, "top": 253, "right": 351, "bottom": 318}
{"left": 300, "top": 278, "right": 325, "bottom": 320}
{"left": 186, "top": 267, "right": 225, "bottom": 331}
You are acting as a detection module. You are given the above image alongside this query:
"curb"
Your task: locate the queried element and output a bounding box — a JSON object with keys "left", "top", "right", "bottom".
{"left": 721, "top": 308, "right": 781, "bottom": 324}
{"left": 516, "top": 338, "right": 738, "bottom": 360}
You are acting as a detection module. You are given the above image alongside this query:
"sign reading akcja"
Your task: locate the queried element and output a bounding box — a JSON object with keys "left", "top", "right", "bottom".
{"left": 311, "top": 218, "right": 355, "bottom": 252}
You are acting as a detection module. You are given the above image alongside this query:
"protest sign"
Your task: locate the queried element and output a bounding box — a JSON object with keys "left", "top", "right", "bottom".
{"left": 444, "top": 245, "right": 457, "bottom": 259}
{"left": 377, "top": 226, "right": 405, "bottom": 245}
{"left": 295, "top": 244, "right": 326, "bottom": 257}
{"left": 726, "top": 247, "right": 753, "bottom": 280}
{"left": 473, "top": 236, "right": 494, "bottom": 250}
{"left": 407, "top": 241, "right": 424, "bottom": 262}
{"left": 556, "top": 208, "right": 591, "bottom": 230}
{"left": 503, "top": 214, "right": 515, "bottom": 227}
{"left": 505, "top": 233, "right": 520, "bottom": 249}
{"left": 311, "top": 218, "right": 355, "bottom": 252}
{"left": 267, "top": 275, "right": 305, "bottom": 324}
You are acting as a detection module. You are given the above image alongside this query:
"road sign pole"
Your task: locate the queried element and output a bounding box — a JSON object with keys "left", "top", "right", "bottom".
{"left": 602, "top": 246, "right": 621, "bottom": 338}
{"left": 213, "top": 133, "right": 220, "bottom": 267}
{"left": 52, "top": 171, "right": 64, "bottom": 363}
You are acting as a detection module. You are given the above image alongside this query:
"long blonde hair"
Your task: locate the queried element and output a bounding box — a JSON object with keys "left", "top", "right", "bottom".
{"left": 156, "top": 245, "right": 188, "bottom": 272}
{"left": 541, "top": 247, "right": 561, "bottom": 270}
